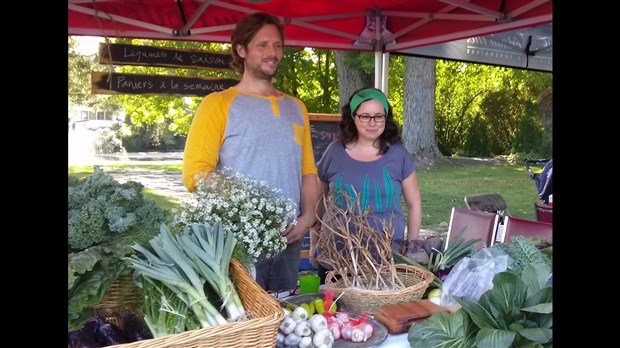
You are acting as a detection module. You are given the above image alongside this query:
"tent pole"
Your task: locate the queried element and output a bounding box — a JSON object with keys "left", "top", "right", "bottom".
{"left": 381, "top": 52, "right": 389, "bottom": 95}
{"left": 374, "top": 51, "right": 383, "bottom": 91}
{"left": 374, "top": 11, "right": 384, "bottom": 92}
{"left": 374, "top": 52, "right": 389, "bottom": 95}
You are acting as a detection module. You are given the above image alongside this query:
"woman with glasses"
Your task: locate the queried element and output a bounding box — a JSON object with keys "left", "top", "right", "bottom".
{"left": 310, "top": 87, "right": 422, "bottom": 283}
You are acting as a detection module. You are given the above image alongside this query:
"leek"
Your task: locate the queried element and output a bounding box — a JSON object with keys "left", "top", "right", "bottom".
{"left": 127, "top": 224, "right": 228, "bottom": 328}
{"left": 139, "top": 276, "right": 198, "bottom": 337}
{"left": 179, "top": 223, "right": 245, "bottom": 320}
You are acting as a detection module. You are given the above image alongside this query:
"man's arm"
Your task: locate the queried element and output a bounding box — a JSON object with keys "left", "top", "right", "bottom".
{"left": 282, "top": 173, "right": 319, "bottom": 244}
{"left": 182, "top": 94, "right": 227, "bottom": 191}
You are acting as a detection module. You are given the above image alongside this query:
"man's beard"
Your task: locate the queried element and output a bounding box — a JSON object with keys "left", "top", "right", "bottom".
{"left": 247, "top": 59, "right": 279, "bottom": 81}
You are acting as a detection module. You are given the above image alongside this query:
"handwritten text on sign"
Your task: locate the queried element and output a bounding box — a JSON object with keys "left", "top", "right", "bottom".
{"left": 91, "top": 72, "right": 239, "bottom": 97}
{"left": 99, "top": 43, "right": 235, "bottom": 71}
{"left": 308, "top": 114, "right": 341, "bottom": 162}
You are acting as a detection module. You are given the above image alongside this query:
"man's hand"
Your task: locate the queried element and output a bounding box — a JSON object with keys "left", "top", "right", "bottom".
{"left": 282, "top": 213, "right": 314, "bottom": 244}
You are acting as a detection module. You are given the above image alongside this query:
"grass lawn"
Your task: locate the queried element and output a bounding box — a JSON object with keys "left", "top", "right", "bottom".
{"left": 69, "top": 159, "right": 542, "bottom": 229}
{"left": 416, "top": 163, "right": 540, "bottom": 227}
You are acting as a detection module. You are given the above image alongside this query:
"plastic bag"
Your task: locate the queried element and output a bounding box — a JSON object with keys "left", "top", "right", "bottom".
{"left": 440, "top": 247, "right": 510, "bottom": 306}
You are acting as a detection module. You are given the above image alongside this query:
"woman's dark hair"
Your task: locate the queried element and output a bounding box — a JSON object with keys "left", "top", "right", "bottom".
{"left": 230, "top": 12, "right": 285, "bottom": 74}
{"left": 339, "top": 87, "right": 402, "bottom": 154}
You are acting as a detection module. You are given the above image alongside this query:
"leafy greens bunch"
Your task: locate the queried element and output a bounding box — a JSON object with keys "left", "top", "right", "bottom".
{"left": 68, "top": 166, "right": 169, "bottom": 331}
{"left": 68, "top": 166, "right": 169, "bottom": 251}
{"left": 127, "top": 223, "right": 245, "bottom": 336}
{"left": 408, "top": 263, "right": 552, "bottom": 348}
{"left": 173, "top": 168, "right": 296, "bottom": 264}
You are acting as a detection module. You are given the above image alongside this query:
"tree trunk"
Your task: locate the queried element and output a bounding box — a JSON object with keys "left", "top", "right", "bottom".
{"left": 402, "top": 57, "right": 443, "bottom": 165}
{"left": 335, "top": 50, "right": 372, "bottom": 111}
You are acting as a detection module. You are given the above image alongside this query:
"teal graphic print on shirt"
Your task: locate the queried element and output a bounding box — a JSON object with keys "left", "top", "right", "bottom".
{"left": 361, "top": 176, "right": 370, "bottom": 210}
{"left": 334, "top": 176, "right": 344, "bottom": 208}
{"left": 374, "top": 181, "right": 382, "bottom": 211}
{"left": 383, "top": 167, "right": 394, "bottom": 211}
{"left": 333, "top": 166, "right": 396, "bottom": 213}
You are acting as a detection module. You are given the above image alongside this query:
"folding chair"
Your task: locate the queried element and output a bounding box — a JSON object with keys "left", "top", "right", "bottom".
{"left": 501, "top": 216, "right": 552, "bottom": 243}
{"left": 534, "top": 202, "right": 553, "bottom": 224}
{"left": 444, "top": 207, "right": 500, "bottom": 251}
{"left": 464, "top": 192, "right": 508, "bottom": 216}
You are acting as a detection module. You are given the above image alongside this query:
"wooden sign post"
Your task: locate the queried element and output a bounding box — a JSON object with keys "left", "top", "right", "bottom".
{"left": 92, "top": 72, "right": 239, "bottom": 97}
{"left": 98, "top": 43, "right": 235, "bottom": 71}
{"left": 92, "top": 43, "right": 238, "bottom": 96}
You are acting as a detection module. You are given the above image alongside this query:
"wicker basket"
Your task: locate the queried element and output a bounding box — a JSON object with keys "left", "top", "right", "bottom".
{"left": 91, "top": 274, "right": 143, "bottom": 328}
{"left": 108, "top": 258, "right": 284, "bottom": 348}
{"left": 324, "top": 263, "right": 434, "bottom": 314}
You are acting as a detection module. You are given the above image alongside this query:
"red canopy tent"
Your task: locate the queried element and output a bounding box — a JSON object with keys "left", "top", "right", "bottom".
{"left": 68, "top": 0, "right": 552, "bottom": 87}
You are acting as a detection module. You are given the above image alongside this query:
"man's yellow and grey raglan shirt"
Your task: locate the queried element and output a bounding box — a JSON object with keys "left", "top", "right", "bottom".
{"left": 183, "top": 87, "right": 317, "bottom": 217}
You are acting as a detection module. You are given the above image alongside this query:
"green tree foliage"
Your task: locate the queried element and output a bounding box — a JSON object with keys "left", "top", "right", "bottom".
{"left": 435, "top": 61, "right": 552, "bottom": 156}
{"left": 112, "top": 38, "right": 235, "bottom": 137}
{"left": 109, "top": 39, "right": 340, "bottom": 137}
{"left": 511, "top": 101, "right": 552, "bottom": 161}
{"left": 276, "top": 48, "right": 339, "bottom": 113}
{"left": 120, "top": 116, "right": 186, "bottom": 152}
{"left": 69, "top": 36, "right": 551, "bottom": 156}
{"left": 435, "top": 61, "right": 492, "bottom": 154}
{"left": 68, "top": 37, "right": 119, "bottom": 112}
{"left": 387, "top": 55, "right": 405, "bottom": 125}
{"left": 459, "top": 115, "right": 492, "bottom": 157}
{"left": 478, "top": 89, "right": 525, "bottom": 154}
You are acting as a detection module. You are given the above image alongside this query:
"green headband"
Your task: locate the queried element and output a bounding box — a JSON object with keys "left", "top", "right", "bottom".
{"left": 350, "top": 88, "right": 390, "bottom": 115}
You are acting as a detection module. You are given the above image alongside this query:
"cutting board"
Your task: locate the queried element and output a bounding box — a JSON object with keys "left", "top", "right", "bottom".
{"left": 374, "top": 300, "right": 448, "bottom": 334}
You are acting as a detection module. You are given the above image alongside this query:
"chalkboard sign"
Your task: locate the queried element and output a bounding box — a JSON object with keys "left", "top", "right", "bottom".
{"left": 99, "top": 43, "right": 235, "bottom": 71}
{"left": 308, "top": 113, "right": 340, "bottom": 162}
{"left": 91, "top": 72, "right": 239, "bottom": 97}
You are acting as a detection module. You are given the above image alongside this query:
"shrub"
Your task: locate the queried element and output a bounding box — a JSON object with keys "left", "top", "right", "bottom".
{"left": 92, "top": 127, "right": 125, "bottom": 154}
{"left": 459, "top": 115, "right": 492, "bottom": 157}
{"left": 119, "top": 119, "right": 186, "bottom": 152}
{"left": 512, "top": 102, "right": 544, "bottom": 153}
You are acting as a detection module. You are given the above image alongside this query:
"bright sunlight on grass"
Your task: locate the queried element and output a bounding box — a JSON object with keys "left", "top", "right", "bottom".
{"left": 415, "top": 163, "right": 540, "bottom": 226}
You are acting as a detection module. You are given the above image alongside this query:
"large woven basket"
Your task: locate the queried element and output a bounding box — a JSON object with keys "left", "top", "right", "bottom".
{"left": 91, "top": 274, "right": 143, "bottom": 328}
{"left": 325, "top": 263, "right": 434, "bottom": 314}
{"left": 108, "top": 258, "right": 284, "bottom": 348}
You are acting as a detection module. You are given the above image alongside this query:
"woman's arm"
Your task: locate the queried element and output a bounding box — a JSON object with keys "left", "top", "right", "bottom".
{"left": 402, "top": 171, "right": 422, "bottom": 243}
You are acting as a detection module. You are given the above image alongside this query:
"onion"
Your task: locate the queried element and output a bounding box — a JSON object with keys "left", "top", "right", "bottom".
{"left": 427, "top": 288, "right": 442, "bottom": 305}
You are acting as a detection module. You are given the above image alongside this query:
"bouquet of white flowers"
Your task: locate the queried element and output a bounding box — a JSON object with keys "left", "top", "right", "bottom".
{"left": 173, "top": 169, "right": 297, "bottom": 263}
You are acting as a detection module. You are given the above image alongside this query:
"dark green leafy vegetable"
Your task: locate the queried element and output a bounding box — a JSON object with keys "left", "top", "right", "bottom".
{"left": 409, "top": 263, "right": 552, "bottom": 347}
{"left": 407, "top": 310, "right": 478, "bottom": 348}
{"left": 68, "top": 166, "right": 169, "bottom": 252}
{"left": 427, "top": 229, "right": 480, "bottom": 273}
{"left": 491, "top": 236, "right": 551, "bottom": 272}
{"left": 68, "top": 260, "right": 127, "bottom": 331}
{"left": 68, "top": 167, "right": 169, "bottom": 331}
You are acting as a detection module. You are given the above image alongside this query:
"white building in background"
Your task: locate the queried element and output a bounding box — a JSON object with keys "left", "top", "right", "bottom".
{"left": 68, "top": 106, "right": 125, "bottom": 165}
{"left": 68, "top": 106, "right": 124, "bottom": 131}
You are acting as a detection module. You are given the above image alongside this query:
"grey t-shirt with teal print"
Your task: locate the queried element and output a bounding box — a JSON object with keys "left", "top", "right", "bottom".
{"left": 317, "top": 141, "right": 416, "bottom": 240}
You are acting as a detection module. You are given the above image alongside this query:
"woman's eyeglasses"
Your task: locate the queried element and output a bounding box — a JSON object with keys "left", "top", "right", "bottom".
{"left": 355, "top": 113, "right": 386, "bottom": 123}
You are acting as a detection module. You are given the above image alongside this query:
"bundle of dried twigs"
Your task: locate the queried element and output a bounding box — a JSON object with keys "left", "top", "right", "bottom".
{"left": 313, "top": 190, "right": 406, "bottom": 290}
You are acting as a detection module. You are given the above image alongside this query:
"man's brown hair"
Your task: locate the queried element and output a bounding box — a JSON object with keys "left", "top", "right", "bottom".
{"left": 230, "top": 12, "right": 285, "bottom": 74}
